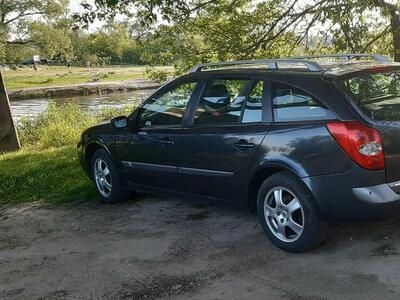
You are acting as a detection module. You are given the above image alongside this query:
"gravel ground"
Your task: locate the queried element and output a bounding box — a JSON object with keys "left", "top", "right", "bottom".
{"left": 1, "top": 196, "right": 400, "bottom": 299}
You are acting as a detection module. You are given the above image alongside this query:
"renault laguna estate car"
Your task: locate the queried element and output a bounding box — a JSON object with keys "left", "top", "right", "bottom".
{"left": 78, "top": 54, "right": 400, "bottom": 252}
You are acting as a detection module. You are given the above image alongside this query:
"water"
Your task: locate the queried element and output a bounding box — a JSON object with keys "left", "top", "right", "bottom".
{"left": 10, "top": 90, "right": 155, "bottom": 123}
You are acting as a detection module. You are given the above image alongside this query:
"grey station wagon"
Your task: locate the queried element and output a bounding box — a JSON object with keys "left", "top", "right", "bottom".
{"left": 78, "top": 54, "right": 400, "bottom": 252}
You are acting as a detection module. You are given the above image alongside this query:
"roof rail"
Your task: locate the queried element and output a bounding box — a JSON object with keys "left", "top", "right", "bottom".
{"left": 189, "top": 59, "right": 324, "bottom": 73}
{"left": 292, "top": 53, "right": 391, "bottom": 62}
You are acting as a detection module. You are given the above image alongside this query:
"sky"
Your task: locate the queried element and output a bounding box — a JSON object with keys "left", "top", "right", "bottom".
{"left": 68, "top": 0, "right": 87, "bottom": 13}
{"left": 69, "top": 0, "right": 103, "bottom": 31}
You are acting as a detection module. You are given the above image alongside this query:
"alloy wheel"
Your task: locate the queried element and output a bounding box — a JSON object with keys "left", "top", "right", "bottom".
{"left": 93, "top": 157, "right": 112, "bottom": 197}
{"left": 264, "top": 186, "right": 304, "bottom": 242}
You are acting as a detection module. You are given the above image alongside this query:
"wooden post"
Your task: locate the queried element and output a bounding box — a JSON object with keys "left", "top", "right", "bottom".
{"left": 0, "top": 69, "right": 20, "bottom": 152}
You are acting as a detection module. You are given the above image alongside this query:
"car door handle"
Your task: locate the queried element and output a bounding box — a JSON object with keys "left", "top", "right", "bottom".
{"left": 233, "top": 140, "right": 255, "bottom": 151}
{"left": 159, "top": 138, "right": 174, "bottom": 145}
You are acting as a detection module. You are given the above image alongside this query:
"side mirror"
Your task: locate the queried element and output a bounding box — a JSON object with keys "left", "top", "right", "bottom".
{"left": 111, "top": 116, "right": 128, "bottom": 128}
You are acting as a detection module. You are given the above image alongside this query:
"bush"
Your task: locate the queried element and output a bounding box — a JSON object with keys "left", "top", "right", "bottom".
{"left": 18, "top": 100, "right": 138, "bottom": 149}
{"left": 145, "top": 66, "right": 169, "bottom": 83}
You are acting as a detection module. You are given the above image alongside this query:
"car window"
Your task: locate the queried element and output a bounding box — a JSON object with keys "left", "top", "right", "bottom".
{"left": 139, "top": 82, "right": 197, "bottom": 127}
{"left": 194, "top": 79, "right": 252, "bottom": 124}
{"left": 341, "top": 70, "right": 400, "bottom": 121}
{"left": 242, "top": 80, "right": 263, "bottom": 123}
{"left": 272, "top": 83, "right": 335, "bottom": 122}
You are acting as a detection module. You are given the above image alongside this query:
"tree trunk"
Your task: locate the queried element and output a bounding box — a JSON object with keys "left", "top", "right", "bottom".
{"left": 0, "top": 69, "right": 20, "bottom": 152}
{"left": 389, "top": 7, "right": 400, "bottom": 62}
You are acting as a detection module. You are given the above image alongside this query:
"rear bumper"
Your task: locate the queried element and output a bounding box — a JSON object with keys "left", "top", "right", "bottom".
{"left": 305, "top": 165, "right": 400, "bottom": 221}
{"left": 353, "top": 182, "right": 400, "bottom": 204}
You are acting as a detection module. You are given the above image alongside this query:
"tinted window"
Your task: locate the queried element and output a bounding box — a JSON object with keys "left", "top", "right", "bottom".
{"left": 272, "top": 83, "right": 335, "bottom": 122}
{"left": 341, "top": 70, "right": 400, "bottom": 121}
{"left": 242, "top": 80, "right": 263, "bottom": 123}
{"left": 139, "top": 82, "right": 196, "bottom": 127}
{"left": 194, "top": 79, "right": 251, "bottom": 124}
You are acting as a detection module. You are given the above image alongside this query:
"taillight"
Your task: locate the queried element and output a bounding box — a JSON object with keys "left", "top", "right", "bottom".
{"left": 326, "top": 121, "right": 385, "bottom": 171}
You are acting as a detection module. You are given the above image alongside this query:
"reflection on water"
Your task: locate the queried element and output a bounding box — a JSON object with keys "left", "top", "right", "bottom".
{"left": 10, "top": 90, "right": 155, "bottom": 123}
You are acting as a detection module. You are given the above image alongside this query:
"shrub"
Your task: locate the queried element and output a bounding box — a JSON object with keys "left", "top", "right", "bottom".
{"left": 18, "top": 101, "right": 138, "bottom": 149}
{"left": 145, "top": 66, "right": 169, "bottom": 83}
{"left": 19, "top": 101, "right": 97, "bottom": 148}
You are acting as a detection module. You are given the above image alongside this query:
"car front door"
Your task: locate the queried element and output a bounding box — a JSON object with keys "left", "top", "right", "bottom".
{"left": 120, "top": 79, "right": 200, "bottom": 191}
{"left": 175, "top": 77, "right": 271, "bottom": 200}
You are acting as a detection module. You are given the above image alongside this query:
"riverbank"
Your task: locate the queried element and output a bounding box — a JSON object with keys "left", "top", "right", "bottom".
{"left": 8, "top": 79, "right": 160, "bottom": 101}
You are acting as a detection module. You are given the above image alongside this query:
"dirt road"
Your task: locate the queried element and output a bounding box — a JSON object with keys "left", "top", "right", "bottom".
{"left": 1, "top": 196, "right": 400, "bottom": 299}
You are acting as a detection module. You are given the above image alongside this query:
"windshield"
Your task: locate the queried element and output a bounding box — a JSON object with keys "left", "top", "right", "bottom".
{"left": 340, "top": 69, "right": 400, "bottom": 121}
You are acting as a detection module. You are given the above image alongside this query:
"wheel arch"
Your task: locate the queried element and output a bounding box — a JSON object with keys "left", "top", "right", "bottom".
{"left": 84, "top": 140, "right": 112, "bottom": 178}
{"left": 246, "top": 162, "right": 308, "bottom": 212}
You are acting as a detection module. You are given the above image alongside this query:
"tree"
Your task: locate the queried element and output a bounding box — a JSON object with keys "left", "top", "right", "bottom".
{"left": 79, "top": 0, "right": 400, "bottom": 62}
{"left": 69, "top": 21, "right": 144, "bottom": 65}
{"left": 289, "top": 0, "right": 398, "bottom": 60}
{"left": 138, "top": 1, "right": 299, "bottom": 73}
{"left": 27, "top": 21, "right": 74, "bottom": 60}
{"left": 0, "top": 0, "right": 69, "bottom": 62}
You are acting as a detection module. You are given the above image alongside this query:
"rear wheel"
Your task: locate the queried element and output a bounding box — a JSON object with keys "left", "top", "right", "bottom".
{"left": 91, "top": 148, "right": 126, "bottom": 204}
{"left": 257, "top": 172, "right": 329, "bottom": 252}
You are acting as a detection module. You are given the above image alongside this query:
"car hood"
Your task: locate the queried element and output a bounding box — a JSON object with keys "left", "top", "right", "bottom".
{"left": 84, "top": 122, "right": 112, "bottom": 134}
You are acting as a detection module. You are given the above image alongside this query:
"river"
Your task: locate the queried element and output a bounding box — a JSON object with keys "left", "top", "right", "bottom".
{"left": 10, "top": 90, "right": 156, "bottom": 124}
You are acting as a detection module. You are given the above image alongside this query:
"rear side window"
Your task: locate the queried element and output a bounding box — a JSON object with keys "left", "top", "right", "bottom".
{"left": 341, "top": 70, "right": 400, "bottom": 121}
{"left": 272, "top": 83, "right": 335, "bottom": 122}
{"left": 194, "top": 79, "right": 252, "bottom": 124}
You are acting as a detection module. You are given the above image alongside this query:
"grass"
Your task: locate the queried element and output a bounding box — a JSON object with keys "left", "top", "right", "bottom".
{"left": 0, "top": 101, "right": 139, "bottom": 206}
{"left": 4, "top": 65, "right": 172, "bottom": 90}
{"left": 0, "top": 146, "right": 96, "bottom": 206}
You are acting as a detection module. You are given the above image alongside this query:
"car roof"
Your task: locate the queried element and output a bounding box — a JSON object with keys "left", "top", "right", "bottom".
{"left": 182, "top": 59, "right": 400, "bottom": 81}
{"left": 320, "top": 61, "right": 400, "bottom": 78}
{"left": 180, "top": 68, "right": 322, "bottom": 80}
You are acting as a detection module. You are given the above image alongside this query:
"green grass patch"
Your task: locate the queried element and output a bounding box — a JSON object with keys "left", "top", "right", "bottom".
{"left": 0, "top": 101, "right": 141, "bottom": 207}
{"left": 0, "top": 146, "right": 97, "bottom": 206}
{"left": 4, "top": 65, "right": 172, "bottom": 90}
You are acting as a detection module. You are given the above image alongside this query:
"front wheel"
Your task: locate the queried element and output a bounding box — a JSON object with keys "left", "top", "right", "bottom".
{"left": 257, "top": 172, "right": 329, "bottom": 252}
{"left": 91, "top": 148, "right": 126, "bottom": 204}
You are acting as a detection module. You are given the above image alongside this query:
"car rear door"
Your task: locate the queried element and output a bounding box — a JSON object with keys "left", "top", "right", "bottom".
{"left": 174, "top": 77, "right": 270, "bottom": 200}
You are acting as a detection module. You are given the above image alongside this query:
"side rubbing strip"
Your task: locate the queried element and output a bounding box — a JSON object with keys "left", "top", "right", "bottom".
{"left": 178, "top": 167, "right": 234, "bottom": 177}
{"left": 122, "top": 161, "right": 177, "bottom": 173}
{"left": 122, "top": 161, "right": 234, "bottom": 177}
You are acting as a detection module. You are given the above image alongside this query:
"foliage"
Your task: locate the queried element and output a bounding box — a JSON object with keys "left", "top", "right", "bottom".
{"left": 74, "top": 20, "right": 147, "bottom": 64}
{"left": 5, "top": 44, "right": 37, "bottom": 64}
{"left": 2, "top": 0, "right": 400, "bottom": 67}
{"left": 145, "top": 66, "right": 169, "bottom": 83}
{"left": 19, "top": 101, "right": 96, "bottom": 148}
{"left": 136, "top": 1, "right": 301, "bottom": 73}
{"left": 0, "top": 0, "right": 69, "bottom": 62}
{"left": 18, "top": 101, "right": 137, "bottom": 149}
{"left": 28, "top": 21, "right": 74, "bottom": 60}
{"left": 78, "top": 0, "right": 400, "bottom": 63}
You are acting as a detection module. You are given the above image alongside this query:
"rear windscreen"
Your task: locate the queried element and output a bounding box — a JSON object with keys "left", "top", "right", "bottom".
{"left": 340, "top": 69, "right": 400, "bottom": 121}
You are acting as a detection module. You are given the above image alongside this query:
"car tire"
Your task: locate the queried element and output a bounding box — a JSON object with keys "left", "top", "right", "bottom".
{"left": 257, "top": 171, "right": 329, "bottom": 253}
{"left": 91, "top": 148, "right": 126, "bottom": 204}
